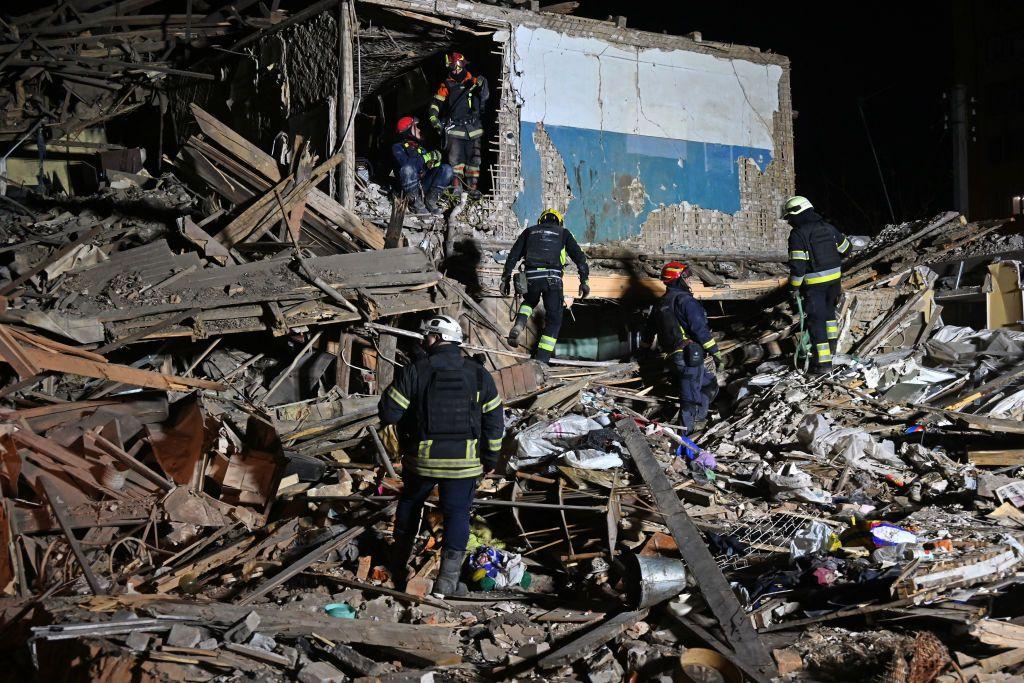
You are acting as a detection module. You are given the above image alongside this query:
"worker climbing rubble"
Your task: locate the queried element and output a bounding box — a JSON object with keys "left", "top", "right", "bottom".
{"left": 500, "top": 207, "right": 590, "bottom": 363}
{"left": 784, "top": 195, "right": 851, "bottom": 373}
{"left": 428, "top": 51, "right": 489, "bottom": 198}
{"left": 378, "top": 314, "right": 504, "bottom": 598}
{"left": 639, "top": 261, "right": 722, "bottom": 435}
{"left": 391, "top": 115, "right": 453, "bottom": 215}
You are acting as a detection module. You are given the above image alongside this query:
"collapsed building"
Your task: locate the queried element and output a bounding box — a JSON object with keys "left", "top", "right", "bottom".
{"left": 1, "top": 2, "right": 1024, "bottom": 683}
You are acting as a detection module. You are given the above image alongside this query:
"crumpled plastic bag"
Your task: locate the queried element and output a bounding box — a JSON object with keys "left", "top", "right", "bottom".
{"left": 797, "top": 413, "right": 907, "bottom": 478}
{"left": 561, "top": 448, "right": 623, "bottom": 470}
{"left": 512, "top": 415, "right": 603, "bottom": 468}
{"left": 790, "top": 520, "right": 839, "bottom": 558}
{"left": 767, "top": 462, "right": 832, "bottom": 504}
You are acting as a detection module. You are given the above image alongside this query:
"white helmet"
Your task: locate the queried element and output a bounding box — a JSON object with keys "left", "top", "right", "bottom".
{"left": 782, "top": 195, "right": 813, "bottom": 217}
{"left": 421, "top": 314, "right": 463, "bottom": 343}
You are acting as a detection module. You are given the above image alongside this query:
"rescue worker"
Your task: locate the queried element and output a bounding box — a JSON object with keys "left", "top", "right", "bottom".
{"left": 392, "top": 115, "right": 453, "bottom": 215}
{"left": 379, "top": 314, "right": 504, "bottom": 598}
{"left": 783, "top": 196, "right": 851, "bottom": 373}
{"left": 499, "top": 208, "right": 590, "bottom": 364}
{"left": 639, "top": 262, "right": 721, "bottom": 434}
{"left": 427, "top": 51, "right": 489, "bottom": 197}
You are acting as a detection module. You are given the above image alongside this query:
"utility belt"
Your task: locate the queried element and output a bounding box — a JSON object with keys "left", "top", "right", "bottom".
{"left": 524, "top": 266, "right": 562, "bottom": 280}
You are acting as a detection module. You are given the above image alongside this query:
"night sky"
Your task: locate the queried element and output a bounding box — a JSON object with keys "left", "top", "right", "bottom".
{"left": 575, "top": 1, "right": 957, "bottom": 233}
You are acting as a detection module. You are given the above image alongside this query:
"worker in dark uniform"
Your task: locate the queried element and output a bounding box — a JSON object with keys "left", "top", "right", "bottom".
{"left": 640, "top": 262, "right": 722, "bottom": 435}
{"left": 783, "top": 196, "right": 851, "bottom": 373}
{"left": 427, "top": 51, "right": 489, "bottom": 197}
{"left": 392, "top": 115, "right": 453, "bottom": 215}
{"left": 499, "top": 208, "right": 590, "bottom": 364}
{"left": 379, "top": 314, "right": 504, "bottom": 598}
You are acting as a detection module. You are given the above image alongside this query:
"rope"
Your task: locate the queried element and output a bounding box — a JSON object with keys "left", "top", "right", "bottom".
{"left": 793, "top": 292, "right": 812, "bottom": 372}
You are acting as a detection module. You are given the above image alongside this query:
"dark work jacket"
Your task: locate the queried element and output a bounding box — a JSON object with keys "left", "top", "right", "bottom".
{"left": 502, "top": 221, "right": 590, "bottom": 281}
{"left": 428, "top": 72, "right": 489, "bottom": 136}
{"left": 379, "top": 343, "right": 504, "bottom": 478}
{"left": 641, "top": 281, "right": 719, "bottom": 356}
{"left": 391, "top": 140, "right": 441, "bottom": 179}
{"left": 787, "top": 210, "right": 850, "bottom": 287}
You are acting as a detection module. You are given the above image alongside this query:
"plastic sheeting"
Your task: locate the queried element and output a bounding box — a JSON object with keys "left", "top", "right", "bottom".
{"left": 512, "top": 414, "right": 604, "bottom": 469}
{"left": 797, "top": 413, "right": 908, "bottom": 478}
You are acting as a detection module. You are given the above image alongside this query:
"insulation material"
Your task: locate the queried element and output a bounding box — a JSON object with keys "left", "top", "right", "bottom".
{"left": 986, "top": 260, "right": 1023, "bottom": 331}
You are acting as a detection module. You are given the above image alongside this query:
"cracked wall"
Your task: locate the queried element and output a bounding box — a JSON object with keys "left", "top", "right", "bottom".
{"left": 502, "top": 24, "right": 794, "bottom": 257}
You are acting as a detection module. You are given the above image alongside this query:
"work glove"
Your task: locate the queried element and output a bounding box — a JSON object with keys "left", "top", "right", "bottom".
{"left": 424, "top": 150, "right": 441, "bottom": 168}
{"left": 429, "top": 116, "right": 441, "bottom": 131}
{"left": 579, "top": 280, "right": 590, "bottom": 298}
{"left": 713, "top": 350, "right": 724, "bottom": 365}
{"left": 788, "top": 287, "right": 800, "bottom": 303}
{"left": 499, "top": 275, "right": 511, "bottom": 297}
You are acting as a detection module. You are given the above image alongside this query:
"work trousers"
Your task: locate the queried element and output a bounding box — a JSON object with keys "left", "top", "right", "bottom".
{"left": 397, "top": 163, "right": 454, "bottom": 195}
{"left": 669, "top": 352, "right": 718, "bottom": 433}
{"left": 803, "top": 280, "right": 841, "bottom": 367}
{"left": 447, "top": 134, "right": 482, "bottom": 191}
{"left": 514, "top": 274, "right": 564, "bottom": 363}
{"left": 394, "top": 473, "right": 477, "bottom": 553}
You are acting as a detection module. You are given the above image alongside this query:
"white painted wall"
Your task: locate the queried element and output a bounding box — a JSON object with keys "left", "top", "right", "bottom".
{"left": 510, "top": 26, "right": 783, "bottom": 150}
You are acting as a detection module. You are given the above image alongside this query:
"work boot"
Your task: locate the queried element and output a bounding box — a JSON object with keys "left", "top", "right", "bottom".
{"left": 424, "top": 188, "right": 444, "bottom": 215}
{"left": 507, "top": 320, "right": 525, "bottom": 348}
{"left": 407, "top": 191, "right": 429, "bottom": 215}
{"left": 467, "top": 187, "right": 482, "bottom": 200}
{"left": 387, "top": 533, "right": 417, "bottom": 590}
{"left": 535, "top": 348, "right": 552, "bottom": 365}
{"left": 431, "top": 549, "right": 468, "bottom": 599}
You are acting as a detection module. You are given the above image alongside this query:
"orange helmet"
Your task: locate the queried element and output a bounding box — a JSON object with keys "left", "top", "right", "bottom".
{"left": 660, "top": 261, "right": 690, "bottom": 283}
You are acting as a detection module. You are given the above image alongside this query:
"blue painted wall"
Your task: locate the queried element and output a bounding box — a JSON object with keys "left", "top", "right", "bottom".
{"left": 514, "top": 122, "right": 773, "bottom": 243}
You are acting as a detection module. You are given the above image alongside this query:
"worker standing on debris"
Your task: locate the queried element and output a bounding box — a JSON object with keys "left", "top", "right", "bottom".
{"left": 378, "top": 314, "right": 504, "bottom": 598}
{"left": 639, "top": 262, "right": 721, "bottom": 435}
{"left": 392, "top": 115, "right": 453, "bottom": 215}
{"left": 499, "top": 208, "right": 590, "bottom": 364}
{"left": 428, "top": 51, "right": 489, "bottom": 198}
{"left": 783, "top": 196, "right": 851, "bottom": 373}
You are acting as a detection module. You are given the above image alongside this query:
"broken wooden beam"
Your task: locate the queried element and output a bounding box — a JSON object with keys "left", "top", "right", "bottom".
{"left": 537, "top": 609, "right": 648, "bottom": 670}
{"left": 38, "top": 475, "right": 105, "bottom": 595}
{"left": 616, "top": 417, "right": 777, "bottom": 680}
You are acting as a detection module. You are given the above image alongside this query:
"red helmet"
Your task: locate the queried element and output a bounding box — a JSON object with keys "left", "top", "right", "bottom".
{"left": 660, "top": 261, "right": 690, "bottom": 283}
{"left": 396, "top": 115, "right": 418, "bottom": 135}
{"left": 446, "top": 51, "right": 467, "bottom": 73}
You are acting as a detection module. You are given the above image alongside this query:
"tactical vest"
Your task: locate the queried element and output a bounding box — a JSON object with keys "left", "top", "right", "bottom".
{"left": 406, "top": 354, "right": 485, "bottom": 479}
{"left": 524, "top": 223, "right": 565, "bottom": 271}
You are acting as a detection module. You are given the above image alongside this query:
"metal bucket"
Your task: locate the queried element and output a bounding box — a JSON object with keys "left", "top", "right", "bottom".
{"left": 626, "top": 553, "right": 688, "bottom": 609}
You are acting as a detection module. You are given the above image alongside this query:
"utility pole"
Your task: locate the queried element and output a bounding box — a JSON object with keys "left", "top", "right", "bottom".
{"left": 951, "top": 83, "right": 970, "bottom": 218}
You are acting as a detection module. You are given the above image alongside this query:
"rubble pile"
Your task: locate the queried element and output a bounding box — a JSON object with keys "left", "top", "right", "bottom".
{"left": 1, "top": 5, "right": 1024, "bottom": 683}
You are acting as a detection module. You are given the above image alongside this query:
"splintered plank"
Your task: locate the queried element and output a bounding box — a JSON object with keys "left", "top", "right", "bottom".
{"left": 537, "top": 609, "right": 648, "bottom": 669}
{"left": 190, "top": 104, "right": 384, "bottom": 249}
{"left": 39, "top": 475, "right": 105, "bottom": 595}
{"left": 616, "top": 417, "right": 777, "bottom": 681}
{"left": 14, "top": 344, "right": 224, "bottom": 392}
{"left": 0, "top": 326, "right": 40, "bottom": 378}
